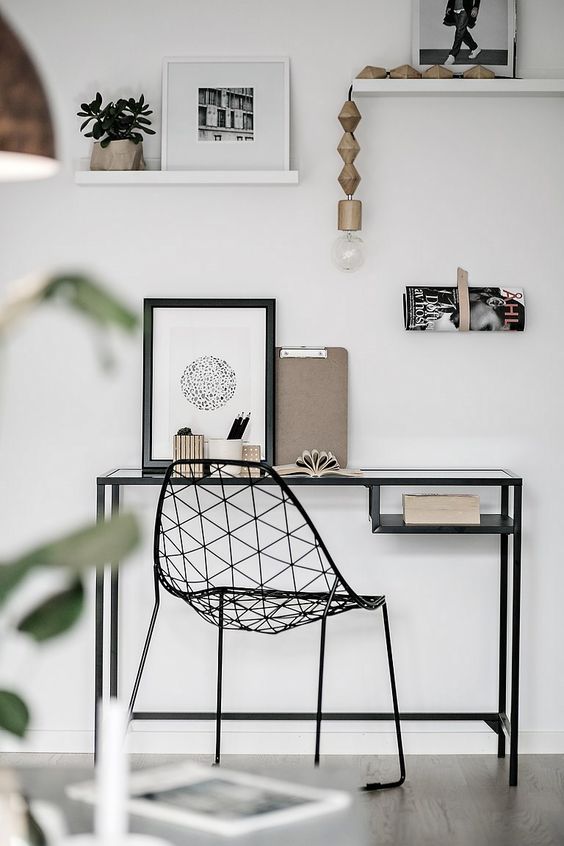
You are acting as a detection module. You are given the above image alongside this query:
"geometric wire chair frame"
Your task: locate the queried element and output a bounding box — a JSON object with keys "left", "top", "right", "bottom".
{"left": 128, "top": 459, "right": 406, "bottom": 791}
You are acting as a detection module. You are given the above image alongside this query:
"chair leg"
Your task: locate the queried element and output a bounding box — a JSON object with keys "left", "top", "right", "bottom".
{"left": 364, "top": 602, "right": 406, "bottom": 791}
{"left": 314, "top": 614, "right": 328, "bottom": 765}
{"left": 127, "top": 571, "right": 160, "bottom": 722}
{"left": 214, "top": 594, "right": 224, "bottom": 766}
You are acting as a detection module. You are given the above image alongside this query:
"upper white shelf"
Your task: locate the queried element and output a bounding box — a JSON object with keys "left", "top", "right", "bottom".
{"left": 352, "top": 78, "right": 564, "bottom": 96}
{"left": 74, "top": 168, "right": 299, "bottom": 186}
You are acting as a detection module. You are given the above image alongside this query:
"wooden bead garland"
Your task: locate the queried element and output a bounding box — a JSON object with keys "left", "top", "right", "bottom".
{"left": 337, "top": 99, "right": 362, "bottom": 231}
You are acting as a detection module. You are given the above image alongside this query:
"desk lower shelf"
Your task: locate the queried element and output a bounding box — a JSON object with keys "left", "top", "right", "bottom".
{"left": 373, "top": 514, "right": 514, "bottom": 534}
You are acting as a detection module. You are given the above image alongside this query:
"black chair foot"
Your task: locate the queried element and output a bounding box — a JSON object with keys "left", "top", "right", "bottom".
{"left": 363, "top": 776, "right": 406, "bottom": 791}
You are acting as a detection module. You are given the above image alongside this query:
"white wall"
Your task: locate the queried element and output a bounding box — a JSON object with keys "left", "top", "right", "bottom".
{"left": 1, "top": 0, "right": 564, "bottom": 756}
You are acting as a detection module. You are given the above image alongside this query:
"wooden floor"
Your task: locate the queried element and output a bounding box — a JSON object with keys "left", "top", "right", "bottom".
{"left": 360, "top": 755, "right": 564, "bottom": 846}
{"left": 5, "top": 754, "right": 564, "bottom": 846}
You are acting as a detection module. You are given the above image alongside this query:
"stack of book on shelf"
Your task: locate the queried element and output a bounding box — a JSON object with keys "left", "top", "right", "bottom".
{"left": 402, "top": 494, "right": 480, "bottom": 526}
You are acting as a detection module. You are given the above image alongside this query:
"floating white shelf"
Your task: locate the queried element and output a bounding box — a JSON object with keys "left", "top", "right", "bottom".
{"left": 352, "top": 78, "right": 564, "bottom": 96}
{"left": 74, "top": 168, "right": 299, "bottom": 186}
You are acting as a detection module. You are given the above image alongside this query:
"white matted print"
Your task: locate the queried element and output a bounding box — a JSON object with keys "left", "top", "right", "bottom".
{"left": 413, "top": 0, "right": 516, "bottom": 76}
{"left": 153, "top": 309, "right": 264, "bottom": 456}
{"left": 162, "top": 58, "right": 289, "bottom": 170}
{"left": 143, "top": 300, "right": 275, "bottom": 469}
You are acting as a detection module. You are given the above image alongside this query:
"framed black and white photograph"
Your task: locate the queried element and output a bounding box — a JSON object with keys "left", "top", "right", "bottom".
{"left": 162, "top": 58, "right": 289, "bottom": 170}
{"left": 143, "top": 299, "right": 275, "bottom": 470}
{"left": 413, "top": 0, "right": 516, "bottom": 76}
{"left": 198, "top": 87, "right": 254, "bottom": 142}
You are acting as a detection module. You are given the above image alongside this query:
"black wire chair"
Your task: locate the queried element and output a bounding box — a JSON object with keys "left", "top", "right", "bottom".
{"left": 128, "top": 459, "right": 405, "bottom": 790}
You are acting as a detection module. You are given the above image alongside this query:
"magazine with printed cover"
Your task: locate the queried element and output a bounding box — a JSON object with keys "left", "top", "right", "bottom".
{"left": 67, "top": 762, "right": 351, "bottom": 837}
{"left": 403, "top": 286, "right": 525, "bottom": 332}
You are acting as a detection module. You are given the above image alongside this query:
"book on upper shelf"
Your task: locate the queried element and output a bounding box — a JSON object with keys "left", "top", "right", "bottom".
{"left": 274, "top": 449, "right": 363, "bottom": 479}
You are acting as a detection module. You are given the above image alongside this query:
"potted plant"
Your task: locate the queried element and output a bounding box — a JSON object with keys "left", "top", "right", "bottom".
{"left": 77, "top": 92, "right": 155, "bottom": 171}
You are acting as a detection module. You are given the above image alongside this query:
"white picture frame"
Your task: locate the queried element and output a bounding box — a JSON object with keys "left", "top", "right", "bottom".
{"left": 413, "top": 0, "right": 516, "bottom": 77}
{"left": 161, "top": 57, "right": 290, "bottom": 171}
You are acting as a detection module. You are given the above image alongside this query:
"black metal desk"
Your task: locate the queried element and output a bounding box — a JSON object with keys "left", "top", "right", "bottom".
{"left": 96, "top": 468, "right": 522, "bottom": 785}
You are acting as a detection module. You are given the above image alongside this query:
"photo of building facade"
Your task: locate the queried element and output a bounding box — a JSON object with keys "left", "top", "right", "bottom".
{"left": 198, "top": 87, "right": 254, "bottom": 141}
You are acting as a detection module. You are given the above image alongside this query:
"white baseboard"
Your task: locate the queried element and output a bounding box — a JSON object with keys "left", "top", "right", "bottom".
{"left": 3, "top": 725, "right": 564, "bottom": 756}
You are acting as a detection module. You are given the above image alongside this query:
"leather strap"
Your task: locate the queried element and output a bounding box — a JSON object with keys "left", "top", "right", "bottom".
{"left": 457, "top": 267, "right": 470, "bottom": 331}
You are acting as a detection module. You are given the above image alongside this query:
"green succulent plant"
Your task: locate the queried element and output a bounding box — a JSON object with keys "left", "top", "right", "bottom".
{"left": 77, "top": 92, "right": 155, "bottom": 148}
{"left": 176, "top": 427, "right": 193, "bottom": 436}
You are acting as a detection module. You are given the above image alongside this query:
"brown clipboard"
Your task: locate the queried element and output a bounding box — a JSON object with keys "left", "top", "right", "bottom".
{"left": 275, "top": 347, "right": 348, "bottom": 467}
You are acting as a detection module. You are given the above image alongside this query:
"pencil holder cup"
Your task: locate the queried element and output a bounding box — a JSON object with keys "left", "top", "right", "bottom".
{"left": 207, "top": 439, "right": 243, "bottom": 461}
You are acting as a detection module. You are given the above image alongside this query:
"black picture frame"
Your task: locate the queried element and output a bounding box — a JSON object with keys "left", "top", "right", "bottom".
{"left": 143, "top": 298, "right": 276, "bottom": 471}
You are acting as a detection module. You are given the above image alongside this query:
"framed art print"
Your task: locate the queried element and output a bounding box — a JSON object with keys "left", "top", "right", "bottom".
{"left": 143, "top": 299, "right": 275, "bottom": 470}
{"left": 161, "top": 58, "right": 290, "bottom": 171}
{"left": 413, "top": 0, "right": 516, "bottom": 77}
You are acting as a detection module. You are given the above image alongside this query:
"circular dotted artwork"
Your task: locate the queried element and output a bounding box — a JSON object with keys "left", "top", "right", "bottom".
{"left": 180, "top": 355, "right": 237, "bottom": 411}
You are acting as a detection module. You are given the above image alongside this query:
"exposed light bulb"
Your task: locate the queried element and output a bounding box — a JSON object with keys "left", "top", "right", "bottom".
{"left": 332, "top": 231, "right": 364, "bottom": 272}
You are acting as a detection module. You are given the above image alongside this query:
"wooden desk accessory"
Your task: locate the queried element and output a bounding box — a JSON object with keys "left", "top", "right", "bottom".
{"left": 242, "top": 444, "right": 262, "bottom": 477}
{"left": 173, "top": 428, "right": 204, "bottom": 477}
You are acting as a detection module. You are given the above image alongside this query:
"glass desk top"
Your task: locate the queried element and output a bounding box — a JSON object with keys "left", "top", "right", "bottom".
{"left": 98, "top": 468, "right": 522, "bottom": 486}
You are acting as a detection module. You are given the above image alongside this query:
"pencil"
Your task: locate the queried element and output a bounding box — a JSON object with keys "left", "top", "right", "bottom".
{"left": 227, "top": 413, "right": 242, "bottom": 439}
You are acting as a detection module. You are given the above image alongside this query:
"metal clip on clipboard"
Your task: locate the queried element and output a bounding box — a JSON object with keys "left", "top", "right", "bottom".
{"left": 279, "top": 347, "right": 328, "bottom": 359}
{"left": 275, "top": 347, "right": 348, "bottom": 466}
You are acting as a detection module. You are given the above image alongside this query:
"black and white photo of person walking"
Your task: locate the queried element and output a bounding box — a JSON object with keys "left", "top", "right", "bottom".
{"left": 414, "top": 0, "right": 515, "bottom": 77}
{"left": 443, "top": 0, "right": 481, "bottom": 65}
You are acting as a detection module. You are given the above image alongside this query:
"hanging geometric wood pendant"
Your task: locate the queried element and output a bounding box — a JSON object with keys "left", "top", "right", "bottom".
{"left": 338, "top": 163, "right": 361, "bottom": 196}
{"left": 337, "top": 132, "right": 360, "bottom": 164}
{"left": 337, "top": 97, "right": 362, "bottom": 232}
{"left": 338, "top": 100, "right": 361, "bottom": 133}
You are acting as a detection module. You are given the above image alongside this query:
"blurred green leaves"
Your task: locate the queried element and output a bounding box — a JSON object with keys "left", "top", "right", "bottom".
{"left": 0, "top": 513, "right": 140, "bottom": 734}
{"left": 0, "top": 271, "right": 140, "bottom": 737}
{"left": 17, "top": 580, "right": 84, "bottom": 642}
{"left": 42, "top": 275, "right": 137, "bottom": 332}
{"left": 0, "top": 513, "right": 140, "bottom": 607}
{"left": 0, "top": 272, "right": 138, "bottom": 337}
{"left": 0, "top": 690, "right": 30, "bottom": 737}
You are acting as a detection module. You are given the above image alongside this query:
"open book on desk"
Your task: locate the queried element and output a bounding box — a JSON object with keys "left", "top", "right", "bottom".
{"left": 274, "top": 449, "right": 363, "bottom": 479}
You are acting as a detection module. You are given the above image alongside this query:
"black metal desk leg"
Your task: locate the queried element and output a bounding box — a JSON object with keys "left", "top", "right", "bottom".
{"left": 110, "top": 485, "right": 120, "bottom": 698}
{"left": 498, "top": 487, "right": 509, "bottom": 758}
{"left": 509, "top": 484, "right": 522, "bottom": 786}
{"left": 369, "top": 485, "right": 381, "bottom": 532}
{"left": 95, "top": 483, "right": 106, "bottom": 756}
